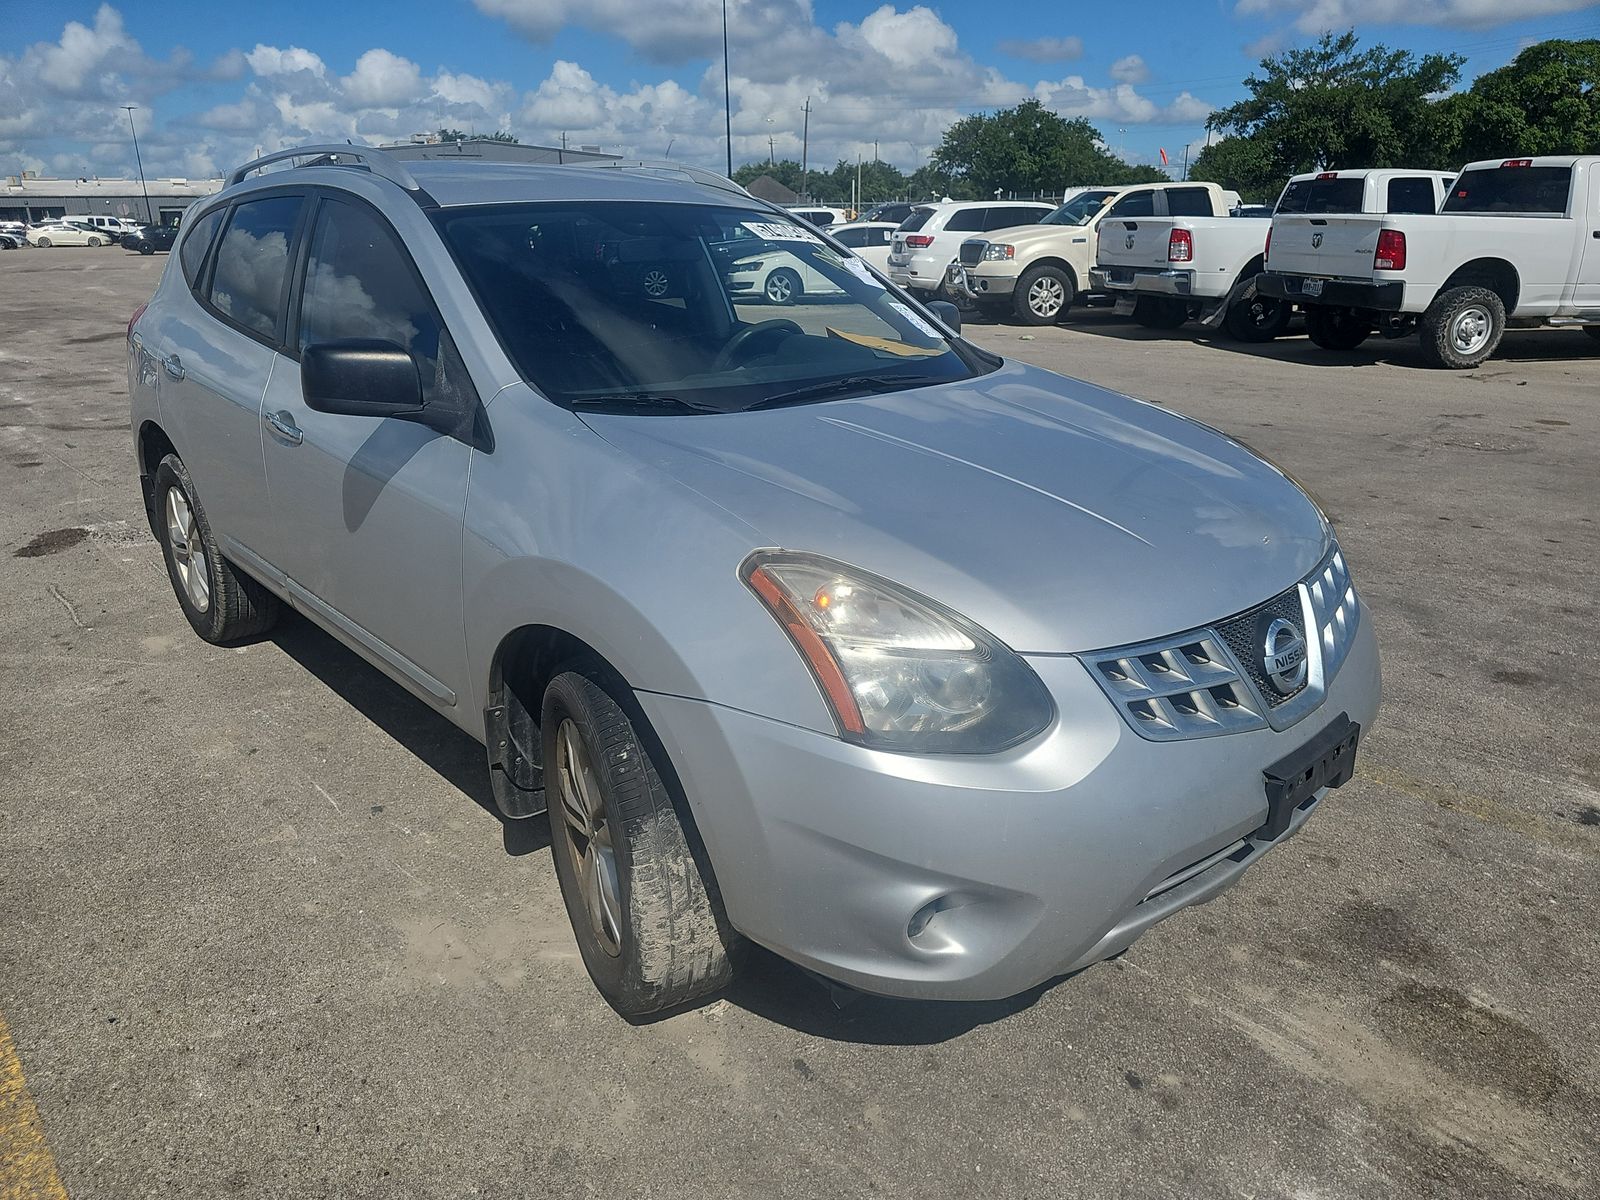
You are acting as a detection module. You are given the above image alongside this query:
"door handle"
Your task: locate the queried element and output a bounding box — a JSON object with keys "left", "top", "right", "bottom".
{"left": 264, "top": 410, "right": 303, "bottom": 446}
{"left": 162, "top": 353, "right": 185, "bottom": 380}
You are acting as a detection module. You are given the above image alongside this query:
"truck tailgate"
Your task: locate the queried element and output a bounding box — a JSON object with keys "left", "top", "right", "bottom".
{"left": 1268, "top": 214, "right": 1380, "bottom": 279}
{"left": 1097, "top": 218, "right": 1176, "bottom": 269}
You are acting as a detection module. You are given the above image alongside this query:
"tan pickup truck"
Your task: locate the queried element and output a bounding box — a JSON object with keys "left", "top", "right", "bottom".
{"left": 956, "top": 182, "right": 1242, "bottom": 325}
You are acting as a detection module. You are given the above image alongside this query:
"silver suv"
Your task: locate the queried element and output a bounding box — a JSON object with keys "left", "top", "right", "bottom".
{"left": 129, "top": 145, "right": 1380, "bottom": 1017}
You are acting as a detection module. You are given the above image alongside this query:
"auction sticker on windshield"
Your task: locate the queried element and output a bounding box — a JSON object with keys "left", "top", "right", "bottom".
{"left": 842, "top": 257, "right": 884, "bottom": 288}
{"left": 741, "top": 221, "right": 822, "bottom": 243}
{"left": 888, "top": 300, "right": 940, "bottom": 339}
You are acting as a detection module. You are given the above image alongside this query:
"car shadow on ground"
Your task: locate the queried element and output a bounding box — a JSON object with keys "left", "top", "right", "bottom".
{"left": 1044, "top": 307, "right": 1600, "bottom": 370}
{"left": 265, "top": 610, "right": 1076, "bottom": 1041}
{"left": 268, "top": 611, "right": 551, "bottom": 857}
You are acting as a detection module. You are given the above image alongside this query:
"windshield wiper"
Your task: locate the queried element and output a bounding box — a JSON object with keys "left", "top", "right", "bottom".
{"left": 744, "top": 374, "right": 943, "bottom": 412}
{"left": 567, "top": 392, "right": 723, "bottom": 415}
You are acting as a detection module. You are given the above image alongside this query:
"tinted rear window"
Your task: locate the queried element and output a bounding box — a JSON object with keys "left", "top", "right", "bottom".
{"left": 943, "top": 208, "right": 987, "bottom": 232}
{"left": 1165, "top": 188, "right": 1213, "bottom": 217}
{"left": 900, "top": 208, "right": 934, "bottom": 233}
{"left": 179, "top": 207, "right": 223, "bottom": 287}
{"left": 1107, "top": 190, "right": 1154, "bottom": 218}
{"left": 1277, "top": 178, "right": 1366, "bottom": 214}
{"left": 1443, "top": 166, "right": 1571, "bottom": 214}
{"left": 1386, "top": 177, "right": 1439, "bottom": 214}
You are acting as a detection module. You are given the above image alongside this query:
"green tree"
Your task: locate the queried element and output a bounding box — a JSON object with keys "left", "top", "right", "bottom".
{"left": 819, "top": 158, "right": 910, "bottom": 205}
{"left": 930, "top": 99, "right": 1157, "bottom": 196}
{"left": 732, "top": 158, "right": 809, "bottom": 194}
{"left": 1205, "top": 31, "right": 1464, "bottom": 184}
{"left": 1431, "top": 38, "right": 1600, "bottom": 162}
{"left": 437, "top": 128, "right": 519, "bottom": 143}
{"left": 1188, "top": 135, "right": 1286, "bottom": 203}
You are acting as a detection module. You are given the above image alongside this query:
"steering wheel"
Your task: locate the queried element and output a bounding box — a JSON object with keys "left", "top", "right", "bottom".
{"left": 713, "top": 319, "right": 804, "bottom": 371}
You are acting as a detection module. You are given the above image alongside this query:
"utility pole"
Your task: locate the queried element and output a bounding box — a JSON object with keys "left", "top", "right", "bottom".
{"left": 122, "top": 105, "right": 152, "bottom": 225}
{"left": 873, "top": 140, "right": 879, "bottom": 163}
{"left": 855, "top": 152, "right": 862, "bottom": 215}
{"left": 800, "top": 96, "right": 811, "bottom": 202}
{"left": 768, "top": 135, "right": 774, "bottom": 165}
{"left": 722, "top": 0, "right": 733, "bottom": 177}
{"left": 559, "top": 131, "right": 567, "bottom": 164}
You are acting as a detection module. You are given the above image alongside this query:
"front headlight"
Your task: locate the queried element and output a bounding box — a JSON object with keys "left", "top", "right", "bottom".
{"left": 742, "top": 551, "right": 1054, "bottom": 754}
{"left": 981, "top": 243, "right": 1015, "bottom": 261}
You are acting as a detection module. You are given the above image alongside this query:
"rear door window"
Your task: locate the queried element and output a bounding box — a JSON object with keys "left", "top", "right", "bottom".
{"left": 1386, "top": 177, "right": 1439, "bottom": 214}
{"left": 1443, "top": 166, "right": 1571, "bottom": 214}
{"left": 1164, "top": 188, "right": 1213, "bottom": 217}
{"left": 179, "top": 207, "right": 224, "bottom": 288}
{"left": 207, "top": 195, "right": 304, "bottom": 340}
{"left": 1107, "top": 190, "right": 1155, "bottom": 218}
{"left": 833, "top": 227, "right": 867, "bottom": 248}
{"left": 942, "top": 207, "right": 988, "bottom": 233}
{"left": 899, "top": 208, "right": 935, "bottom": 233}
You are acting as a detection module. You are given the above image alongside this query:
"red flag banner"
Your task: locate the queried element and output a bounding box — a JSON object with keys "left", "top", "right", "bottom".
{"left": 1159, "top": 147, "right": 1169, "bottom": 166}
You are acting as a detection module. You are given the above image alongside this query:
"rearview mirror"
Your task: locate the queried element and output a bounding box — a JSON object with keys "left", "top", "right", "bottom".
{"left": 927, "top": 299, "right": 961, "bottom": 334}
{"left": 301, "top": 340, "right": 423, "bottom": 419}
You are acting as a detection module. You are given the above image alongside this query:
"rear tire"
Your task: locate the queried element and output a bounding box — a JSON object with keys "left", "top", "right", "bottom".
{"left": 1223, "top": 287, "right": 1291, "bottom": 343}
{"left": 36, "top": 236, "right": 51, "bottom": 248}
{"left": 543, "top": 667, "right": 736, "bottom": 1019}
{"left": 154, "top": 454, "right": 280, "bottom": 644}
{"left": 1304, "top": 306, "right": 1373, "bottom": 351}
{"left": 1419, "top": 285, "right": 1504, "bottom": 370}
{"left": 87, "top": 236, "right": 103, "bottom": 247}
{"left": 139, "top": 244, "right": 155, "bottom": 256}
{"left": 764, "top": 268, "right": 801, "bottom": 305}
{"left": 1011, "top": 264, "right": 1074, "bottom": 325}
{"left": 1133, "top": 296, "right": 1188, "bottom": 330}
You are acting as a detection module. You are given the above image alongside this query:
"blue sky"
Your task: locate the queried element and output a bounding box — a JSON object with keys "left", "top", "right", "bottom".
{"left": 3, "top": 1, "right": 1597, "bottom": 184}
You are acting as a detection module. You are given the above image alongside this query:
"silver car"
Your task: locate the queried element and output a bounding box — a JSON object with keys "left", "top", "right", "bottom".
{"left": 129, "top": 146, "right": 1380, "bottom": 1017}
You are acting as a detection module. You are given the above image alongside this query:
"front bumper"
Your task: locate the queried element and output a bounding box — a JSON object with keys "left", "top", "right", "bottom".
{"left": 960, "top": 268, "right": 1019, "bottom": 301}
{"left": 1091, "top": 265, "right": 1197, "bottom": 297}
{"left": 1258, "top": 273, "right": 1405, "bottom": 311}
{"left": 637, "top": 615, "right": 1380, "bottom": 1001}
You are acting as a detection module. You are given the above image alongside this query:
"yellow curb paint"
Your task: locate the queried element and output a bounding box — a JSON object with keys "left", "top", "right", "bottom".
{"left": 0, "top": 1013, "right": 67, "bottom": 1200}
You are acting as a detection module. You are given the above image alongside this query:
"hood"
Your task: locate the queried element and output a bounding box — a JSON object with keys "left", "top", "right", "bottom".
{"left": 584, "top": 361, "right": 1329, "bottom": 653}
{"left": 981, "top": 223, "right": 1088, "bottom": 249}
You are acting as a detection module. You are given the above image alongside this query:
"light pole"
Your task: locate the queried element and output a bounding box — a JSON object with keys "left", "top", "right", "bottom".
{"left": 721, "top": 0, "right": 733, "bottom": 177}
{"left": 122, "top": 105, "right": 153, "bottom": 226}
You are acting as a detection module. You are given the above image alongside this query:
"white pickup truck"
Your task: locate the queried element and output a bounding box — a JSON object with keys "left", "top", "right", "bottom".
{"left": 1091, "top": 169, "right": 1456, "bottom": 342}
{"left": 1259, "top": 156, "right": 1600, "bottom": 368}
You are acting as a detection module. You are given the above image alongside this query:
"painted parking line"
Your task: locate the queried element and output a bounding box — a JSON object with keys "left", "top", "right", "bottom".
{"left": 0, "top": 1013, "right": 67, "bottom": 1200}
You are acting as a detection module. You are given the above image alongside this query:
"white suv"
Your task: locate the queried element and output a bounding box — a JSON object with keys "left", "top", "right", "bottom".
{"left": 889, "top": 201, "right": 1056, "bottom": 296}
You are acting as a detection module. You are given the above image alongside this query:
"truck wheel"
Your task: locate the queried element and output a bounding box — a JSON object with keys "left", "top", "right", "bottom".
{"left": 1133, "top": 296, "right": 1188, "bottom": 330}
{"left": 1419, "top": 286, "right": 1504, "bottom": 370}
{"left": 1223, "top": 291, "right": 1291, "bottom": 343}
{"left": 543, "top": 667, "right": 737, "bottom": 1018}
{"left": 1012, "top": 264, "right": 1074, "bottom": 325}
{"left": 154, "top": 454, "right": 280, "bottom": 644}
{"left": 1304, "top": 306, "right": 1372, "bottom": 351}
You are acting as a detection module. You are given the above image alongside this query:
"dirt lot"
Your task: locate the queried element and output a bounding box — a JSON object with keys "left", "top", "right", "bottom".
{"left": 2, "top": 247, "right": 1598, "bottom": 1199}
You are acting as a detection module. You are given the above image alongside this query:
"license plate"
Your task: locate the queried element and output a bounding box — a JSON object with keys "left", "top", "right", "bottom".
{"left": 1258, "top": 714, "right": 1359, "bottom": 840}
{"left": 1302, "top": 277, "right": 1324, "bottom": 298}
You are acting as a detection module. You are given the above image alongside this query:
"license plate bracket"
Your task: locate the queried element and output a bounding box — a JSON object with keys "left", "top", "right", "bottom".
{"left": 1258, "top": 713, "right": 1359, "bottom": 840}
{"left": 1302, "top": 277, "right": 1324, "bottom": 298}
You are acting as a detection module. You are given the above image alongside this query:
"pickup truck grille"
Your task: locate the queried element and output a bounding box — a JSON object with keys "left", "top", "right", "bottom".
{"left": 958, "top": 241, "right": 986, "bottom": 267}
{"left": 1084, "top": 543, "right": 1359, "bottom": 741}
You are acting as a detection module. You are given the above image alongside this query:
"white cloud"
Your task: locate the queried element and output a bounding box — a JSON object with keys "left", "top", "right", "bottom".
{"left": 244, "top": 44, "right": 326, "bottom": 78}
{"left": 997, "top": 37, "right": 1085, "bottom": 63}
{"left": 1109, "top": 54, "right": 1150, "bottom": 85}
{"left": 1234, "top": 0, "right": 1599, "bottom": 33}
{"left": 341, "top": 49, "right": 424, "bottom": 107}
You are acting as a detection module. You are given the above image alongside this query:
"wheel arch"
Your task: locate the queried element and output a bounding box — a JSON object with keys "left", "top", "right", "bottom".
{"left": 1023, "top": 256, "right": 1079, "bottom": 292}
{"left": 136, "top": 419, "right": 179, "bottom": 539}
{"left": 1439, "top": 258, "right": 1520, "bottom": 313}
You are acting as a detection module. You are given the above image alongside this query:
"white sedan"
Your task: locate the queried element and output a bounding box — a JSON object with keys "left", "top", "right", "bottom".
{"left": 827, "top": 221, "right": 900, "bottom": 273}
{"left": 725, "top": 247, "right": 847, "bottom": 306}
{"left": 27, "top": 222, "right": 111, "bottom": 247}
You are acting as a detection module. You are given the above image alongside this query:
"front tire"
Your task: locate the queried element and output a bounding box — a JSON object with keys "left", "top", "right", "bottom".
{"left": 87, "top": 236, "right": 103, "bottom": 247}
{"left": 139, "top": 243, "right": 155, "bottom": 256}
{"left": 1012, "top": 264, "right": 1073, "bottom": 325}
{"left": 1304, "top": 306, "right": 1373, "bottom": 351}
{"left": 543, "top": 668, "right": 735, "bottom": 1018}
{"left": 764, "top": 268, "right": 801, "bottom": 305}
{"left": 35, "top": 237, "right": 51, "bottom": 248}
{"left": 1419, "top": 285, "right": 1505, "bottom": 369}
{"left": 154, "top": 455, "right": 280, "bottom": 644}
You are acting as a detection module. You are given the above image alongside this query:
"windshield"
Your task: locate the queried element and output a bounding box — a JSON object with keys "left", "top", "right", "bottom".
{"left": 436, "top": 202, "right": 988, "bottom": 414}
{"left": 1043, "top": 191, "right": 1116, "bottom": 226}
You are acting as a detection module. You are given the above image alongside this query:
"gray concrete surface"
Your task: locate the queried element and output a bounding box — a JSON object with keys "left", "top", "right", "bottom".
{"left": 2, "top": 248, "right": 1597, "bottom": 1199}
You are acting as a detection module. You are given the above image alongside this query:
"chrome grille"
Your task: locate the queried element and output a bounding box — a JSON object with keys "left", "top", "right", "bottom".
{"left": 958, "top": 240, "right": 986, "bottom": 267}
{"left": 1085, "top": 541, "right": 1361, "bottom": 742}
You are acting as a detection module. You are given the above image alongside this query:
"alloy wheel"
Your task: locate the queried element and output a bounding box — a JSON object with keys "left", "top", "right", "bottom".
{"left": 555, "top": 718, "right": 622, "bottom": 957}
{"left": 765, "top": 273, "right": 793, "bottom": 303}
{"left": 642, "top": 269, "right": 669, "bottom": 298}
{"left": 1028, "top": 276, "right": 1065, "bottom": 318}
{"left": 165, "top": 487, "right": 211, "bottom": 613}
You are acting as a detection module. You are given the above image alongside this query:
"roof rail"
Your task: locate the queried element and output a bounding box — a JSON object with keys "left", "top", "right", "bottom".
{"left": 225, "top": 144, "right": 425, "bottom": 193}
{"left": 567, "top": 159, "right": 751, "bottom": 199}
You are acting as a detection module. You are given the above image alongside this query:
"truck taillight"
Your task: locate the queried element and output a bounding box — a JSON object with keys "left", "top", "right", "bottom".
{"left": 1167, "top": 228, "right": 1193, "bottom": 263}
{"left": 1316, "top": 171, "right": 1338, "bottom": 180}
{"left": 1374, "top": 229, "right": 1406, "bottom": 271}
{"left": 1501, "top": 158, "right": 1532, "bottom": 168}
{"left": 127, "top": 302, "right": 148, "bottom": 341}
{"left": 905, "top": 234, "right": 933, "bottom": 248}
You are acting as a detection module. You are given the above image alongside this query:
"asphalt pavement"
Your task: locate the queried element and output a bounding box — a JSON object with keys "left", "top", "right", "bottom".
{"left": 2, "top": 249, "right": 1597, "bottom": 1198}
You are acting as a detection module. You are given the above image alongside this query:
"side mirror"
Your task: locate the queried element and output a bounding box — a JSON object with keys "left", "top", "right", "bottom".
{"left": 301, "top": 340, "right": 423, "bottom": 419}
{"left": 927, "top": 299, "right": 962, "bottom": 334}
